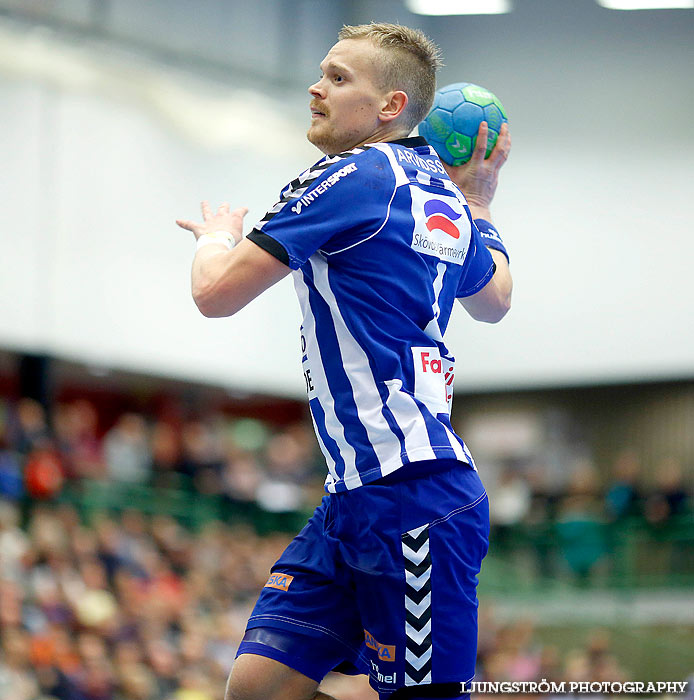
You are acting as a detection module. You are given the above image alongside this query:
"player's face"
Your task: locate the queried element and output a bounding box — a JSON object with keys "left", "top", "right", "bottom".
{"left": 307, "top": 39, "right": 389, "bottom": 154}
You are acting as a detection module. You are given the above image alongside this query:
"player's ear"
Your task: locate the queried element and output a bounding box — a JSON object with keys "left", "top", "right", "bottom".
{"left": 379, "top": 91, "right": 408, "bottom": 123}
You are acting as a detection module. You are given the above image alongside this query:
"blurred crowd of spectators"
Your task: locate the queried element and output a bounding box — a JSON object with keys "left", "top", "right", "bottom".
{"left": 0, "top": 393, "right": 693, "bottom": 698}
{"left": 0, "top": 396, "right": 326, "bottom": 514}
{"left": 490, "top": 450, "right": 692, "bottom": 533}
{"left": 2, "top": 395, "right": 691, "bottom": 518}
{"left": 486, "top": 450, "right": 692, "bottom": 584}
{"left": 0, "top": 498, "right": 290, "bottom": 700}
{"left": 0, "top": 394, "right": 692, "bottom": 588}
{"left": 475, "top": 611, "right": 630, "bottom": 688}
{"left": 0, "top": 498, "right": 670, "bottom": 700}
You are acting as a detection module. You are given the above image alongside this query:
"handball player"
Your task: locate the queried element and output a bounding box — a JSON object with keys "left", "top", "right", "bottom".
{"left": 177, "top": 22, "right": 512, "bottom": 700}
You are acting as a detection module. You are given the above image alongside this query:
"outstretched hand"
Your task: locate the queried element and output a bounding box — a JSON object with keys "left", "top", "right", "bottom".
{"left": 442, "top": 122, "right": 511, "bottom": 214}
{"left": 176, "top": 201, "right": 248, "bottom": 244}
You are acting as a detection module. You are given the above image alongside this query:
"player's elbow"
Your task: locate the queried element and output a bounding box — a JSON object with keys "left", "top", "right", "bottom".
{"left": 481, "top": 271, "right": 513, "bottom": 323}
{"left": 465, "top": 286, "right": 512, "bottom": 323}
{"left": 488, "top": 285, "right": 513, "bottom": 322}
{"left": 194, "top": 296, "right": 220, "bottom": 318}
{"left": 472, "top": 297, "right": 511, "bottom": 323}
{"left": 192, "top": 283, "right": 237, "bottom": 318}
{"left": 485, "top": 296, "right": 512, "bottom": 323}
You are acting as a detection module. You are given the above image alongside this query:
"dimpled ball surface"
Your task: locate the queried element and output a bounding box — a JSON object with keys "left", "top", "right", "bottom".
{"left": 419, "top": 82, "right": 508, "bottom": 166}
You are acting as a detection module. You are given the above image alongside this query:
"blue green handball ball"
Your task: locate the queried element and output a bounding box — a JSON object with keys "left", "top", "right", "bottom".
{"left": 419, "top": 82, "right": 508, "bottom": 166}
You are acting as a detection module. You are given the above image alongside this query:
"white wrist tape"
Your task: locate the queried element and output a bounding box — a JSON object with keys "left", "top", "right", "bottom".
{"left": 196, "top": 230, "right": 239, "bottom": 251}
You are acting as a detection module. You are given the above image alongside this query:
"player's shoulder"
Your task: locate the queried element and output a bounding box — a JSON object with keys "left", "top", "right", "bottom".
{"left": 375, "top": 138, "right": 451, "bottom": 180}
{"left": 280, "top": 146, "right": 373, "bottom": 197}
{"left": 290, "top": 146, "right": 393, "bottom": 203}
{"left": 317, "top": 143, "right": 389, "bottom": 178}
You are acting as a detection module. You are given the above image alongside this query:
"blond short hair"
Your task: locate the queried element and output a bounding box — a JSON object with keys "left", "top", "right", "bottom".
{"left": 338, "top": 22, "right": 443, "bottom": 130}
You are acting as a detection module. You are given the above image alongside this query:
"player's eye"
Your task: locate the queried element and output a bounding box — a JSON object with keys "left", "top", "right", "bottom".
{"left": 334, "top": 75, "right": 344, "bottom": 83}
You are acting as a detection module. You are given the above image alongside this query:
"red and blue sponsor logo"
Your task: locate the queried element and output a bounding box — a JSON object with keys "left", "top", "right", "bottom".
{"left": 424, "top": 199, "right": 462, "bottom": 240}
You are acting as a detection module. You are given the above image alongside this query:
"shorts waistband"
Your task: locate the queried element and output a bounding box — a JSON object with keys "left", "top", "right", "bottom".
{"left": 368, "top": 458, "right": 472, "bottom": 486}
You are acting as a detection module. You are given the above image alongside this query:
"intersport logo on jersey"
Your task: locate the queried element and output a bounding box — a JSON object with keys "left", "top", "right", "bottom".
{"left": 410, "top": 192, "right": 471, "bottom": 266}
{"left": 291, "top": 162, "right": 358, "bottom": 214}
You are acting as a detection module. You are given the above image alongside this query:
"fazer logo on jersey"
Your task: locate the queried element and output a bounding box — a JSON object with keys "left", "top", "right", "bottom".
{"left": 264, "top": 573, "right": 294, "bottom": 591}
{"left": 411, "top": 347, "right": 449, "bottom": 415}
{"left": 410, "top": 190, "right": 471, "bottom": 266}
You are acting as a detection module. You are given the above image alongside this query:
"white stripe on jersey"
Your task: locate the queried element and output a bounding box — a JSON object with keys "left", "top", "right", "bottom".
{"left": 415, "top": 170, "right": 434, "bottom": 187}
{"left": 461, "top": 441, "right": 478, "bottom": 471}
{"left": 384, "top": 379, "right": 437, "bottom": 464}
{"left": 442, "top": 422, "right": 468, "bottom": 462}
{"left": 385, "top": 376, "right": 468, "bottom": 466}
{"left": 309, "top": 410, "right": 337, "bottom": 488}
{"left": 293, "top": 270, "right": 360, "bottom": 488}
{"left": 431, "top": 262, "right": 446, "bottom": 325}
{"left": 423, "top": 262, "right": 447, "bottom": 344}
{"left": 370, "top": 143, "right": 411, "bottom": 186}
{"left": 310, "top": 256, "right": 404, "bottom": 479}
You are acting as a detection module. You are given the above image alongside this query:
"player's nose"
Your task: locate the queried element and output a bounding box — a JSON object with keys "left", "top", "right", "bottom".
{"left": 308, "top": 81, "right": 325, "bottom": 99}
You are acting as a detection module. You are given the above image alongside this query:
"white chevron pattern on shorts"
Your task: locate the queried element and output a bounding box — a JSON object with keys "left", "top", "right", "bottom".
{"left": 405, "top": 592, "right": 432, "bottom": 618}
{"left": 408, "top": 524, "right": 427, "bottom": 538}
{"left": 405, "top": 567, "right": 431, "bottom": 591}
{"left": 406, "top": 646, "right": 432, "bottom": 670}
{"left": 402, "top": 523, "right": 433, "bottom": 686}
{"left": 405, "top": 618, "right": 431, "bottom": 646}
{"left": 401, "top": 539, "right": 429, "bottom": 565}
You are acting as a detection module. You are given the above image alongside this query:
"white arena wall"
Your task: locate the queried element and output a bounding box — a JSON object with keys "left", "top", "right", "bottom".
{"left": 0, "top": 0, "right": 692, "bottom": 398}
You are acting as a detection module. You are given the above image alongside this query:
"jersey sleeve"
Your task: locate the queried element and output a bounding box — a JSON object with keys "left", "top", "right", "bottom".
{"left": 456, "top": 222, "right": 497, "bottom": 297}
{"left": 247, "top": 150, "right": 395, "bottom": 270}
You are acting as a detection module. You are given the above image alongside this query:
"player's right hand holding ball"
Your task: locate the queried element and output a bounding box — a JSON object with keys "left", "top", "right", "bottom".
{"left": 443, "top": 121, "right": 511, "bottom": 219}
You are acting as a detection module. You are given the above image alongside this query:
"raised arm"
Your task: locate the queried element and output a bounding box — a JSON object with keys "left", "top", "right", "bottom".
{"left": 176, "top": 202, "right": 290, "bottom": 318}
{"left": 459, "top": 248, "right": 512, "bottom": 323}
{"left": 443, "top": 122, "right": 513, "bottom": 324}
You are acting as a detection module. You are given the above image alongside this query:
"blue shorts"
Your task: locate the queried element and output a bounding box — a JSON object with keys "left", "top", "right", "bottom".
{"left": 237, "top": 459, "right": 489, "bottom": 699}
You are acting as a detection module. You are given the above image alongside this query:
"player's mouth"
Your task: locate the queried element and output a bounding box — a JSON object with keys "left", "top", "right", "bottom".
{"left": 310, "top": 104, "right": 328, "bottom": 119}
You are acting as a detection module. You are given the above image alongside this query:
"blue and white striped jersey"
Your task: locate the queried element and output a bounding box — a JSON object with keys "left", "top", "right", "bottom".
{"left": 248, "top": 136, "right": 496, "bottom": 493}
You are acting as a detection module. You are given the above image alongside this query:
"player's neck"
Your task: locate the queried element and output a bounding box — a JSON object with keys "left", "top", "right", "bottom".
{"left": 358, "top": 125, "right": 412, "bottom": 148}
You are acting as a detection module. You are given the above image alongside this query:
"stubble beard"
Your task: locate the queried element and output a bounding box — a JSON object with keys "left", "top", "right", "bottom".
{"left": 307, "top": 116, "right": 365, "bottom": 155}
{"left": 307, "top": 121, "right": 341, "bottom": 155}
